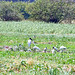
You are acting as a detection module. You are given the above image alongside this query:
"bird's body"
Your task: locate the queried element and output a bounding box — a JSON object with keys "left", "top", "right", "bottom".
{"left": 52, "top": 46, "right": 67, "bottom": 53}
{"left": 52, "top": 46, "right": 60, "bottom": 53}
{"left": 59, "top": 46, "right": 67, "bottom": 52}
{"left": 33, "top": 46, "right": 40, "bottom": 52}
{"left": 43, "top": 47, "right": 47, "bottom": 53}
{"left": 28, "top": 38, "right": 32, "bottom": 48}
{"left": 27, "top": 49, "right": 31, "bottom": 52}
{"left": 53, "top": 47, "right": 58, "bottom": 51}
{"left": 28, "top": 39, "right": 31, "bottom": 47}
{"left": 60, "top": 46, "right": 66, "bottom": 50}
{"left": 51, "top": 49, "right": 55, "bottom": 54}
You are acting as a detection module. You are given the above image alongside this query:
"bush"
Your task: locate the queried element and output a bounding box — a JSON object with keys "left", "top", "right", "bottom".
{"left": 0, "top": 2, "right": 25, "bottom": 21}
{"left": 26, "top": 0, "right": 75, "bottom": 23}
{"left": 0, "top": 0, "right": 75, "bottom": 23}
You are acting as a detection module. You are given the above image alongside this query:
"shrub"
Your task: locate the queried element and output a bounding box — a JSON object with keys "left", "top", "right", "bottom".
{"left": 0, "top": 2, "right": 25, "bottom": 21}
{"left": 26, "top": 0, "right": 75, "bottom": 23}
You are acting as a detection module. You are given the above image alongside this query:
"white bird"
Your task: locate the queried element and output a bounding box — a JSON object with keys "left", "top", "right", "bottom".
{"left": 52, "top": 46, "right": 60, "bottom": 52}
{"left": 27, "top": 49, "right": 31, "bottom": 52}
{"left": 51, "top": 49, "right": 55, "bottom": 54}
{"left": 53, "top": 47, "right": 58, "bottom": 51}
{"left": 43, "top": 47, "right": 47, "bottom": 53}
{"left": 33, "top": 46, "right": 40, "bottom": 52}
{"left": 28, "top": 38, "right": 32, "bottom": 48}
{"left": 59, "top": 46, "right": 67, "bottom": 52}
{"left": 60, "top": 46, "right": 66, "bottom": 50}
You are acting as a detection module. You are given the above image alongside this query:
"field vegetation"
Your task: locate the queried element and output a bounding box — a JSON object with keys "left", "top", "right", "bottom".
{"left": 0, "top": 21, "right": 75, "bottom": 34}
{"left": 0, "top": 0, "right": 75, "bottom": 75}
{"left": 0, "top": 21, "right": 75, "bottom": 75}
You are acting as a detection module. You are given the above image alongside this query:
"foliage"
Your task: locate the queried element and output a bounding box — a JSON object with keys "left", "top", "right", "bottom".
{"left": 0, "top": 0, "right": 35, "bottom": 2}
{"left": 0, "top": 0, "right": 75, "bottom": 22}
{"left": 0, "top": 2, "right": 26, "bottom": 21}
{"left": 26, "top": 0, "right": 75, "bottom": 23}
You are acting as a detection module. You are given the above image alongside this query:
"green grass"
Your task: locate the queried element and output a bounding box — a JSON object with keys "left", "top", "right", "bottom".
{"left": 0, "top": 51, "right": 75, "bottom": 75}
{"left": 0, "top": 33, "right": 75, "bottom": 52}
{"left": 0, "top": 21, "right": 75, "bottom": 34}
{"left": 0, "top": 21, "right": 75, "bottom": 75}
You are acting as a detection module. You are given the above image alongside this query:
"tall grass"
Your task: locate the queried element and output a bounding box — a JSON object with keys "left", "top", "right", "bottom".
{"left": 0, "top": 33, "right": 75, "bottom": 52}
{"left": 0, "top": 21, "right": 75, "bottom": 75}
{"left": 0, "top": 51, "right": 75, "bottom": 75}
{"left": 0, "top": 21, "right": 75, "bottom": 34}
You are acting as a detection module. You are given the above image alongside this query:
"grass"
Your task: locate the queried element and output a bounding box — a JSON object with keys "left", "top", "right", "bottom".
{"left": 0, "top": 51, "right": 75, "bottom": 75}
{"left": 0, "top": 21, "right": 75, "bottom": 34}
{"left": 0, "top": 21, "right": 75, "bottom": 75}
{"left": 0, "top": 33, "right": 75, "bottom": 52}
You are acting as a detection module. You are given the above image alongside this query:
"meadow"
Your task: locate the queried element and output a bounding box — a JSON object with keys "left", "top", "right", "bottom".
{"left": 0, "top": 21, "right": 75, "bottom": 34}
{"left": 0, "top": 21, "right": 75, "bottom": 75}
